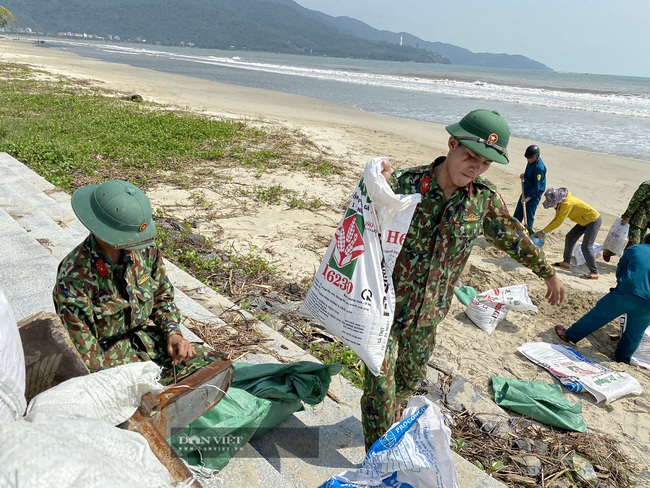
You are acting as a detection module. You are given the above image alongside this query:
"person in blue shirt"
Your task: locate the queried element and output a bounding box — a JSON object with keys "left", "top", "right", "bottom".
{"left": 514, "top": 145, "right": 547, "bottom": 233}
{"left": 555, "top": 234, "right": 650, "bottom": 363}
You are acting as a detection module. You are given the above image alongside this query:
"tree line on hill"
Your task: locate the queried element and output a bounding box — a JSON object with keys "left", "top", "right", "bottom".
{"left": 0, "top": 0, "right": 551, "bottom": 70}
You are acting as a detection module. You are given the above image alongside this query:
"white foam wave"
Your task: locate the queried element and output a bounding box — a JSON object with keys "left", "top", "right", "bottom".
{"left": 54, "top": 41, "right": 650, "bottom": 119}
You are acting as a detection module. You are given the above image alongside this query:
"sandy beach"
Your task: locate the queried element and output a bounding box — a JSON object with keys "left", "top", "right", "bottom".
{"left": 2, "top": 37, "right": 650, "bottom": 474}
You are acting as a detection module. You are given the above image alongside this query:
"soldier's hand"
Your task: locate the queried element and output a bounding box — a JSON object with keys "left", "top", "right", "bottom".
{"left": 380, "top": 159, "right": 393, "bottom": 180}
{"left": 544, "top": 274, "right": 566, "bottom": 306}
{"left": 167, "top": 333, "right": 196, "bottom": 365}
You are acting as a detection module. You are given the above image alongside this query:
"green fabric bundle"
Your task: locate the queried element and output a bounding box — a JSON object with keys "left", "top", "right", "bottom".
{"left": 491, "top": 376, "right": 587, "bottom": 433}
{"left": 454, "top": 285, "right": 478, "bottom": 306}
{"left": 169, "top": 360, "right": 342, "bottom": 469}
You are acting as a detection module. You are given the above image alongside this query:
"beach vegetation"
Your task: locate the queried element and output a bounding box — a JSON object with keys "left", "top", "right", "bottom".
{"left": 253, "top": 184, "right": 284, "bottom": 205}
{"left": 0, "top": 63, "right": 346, "bottom": 193}
{"left": 309, "top": 340, "right": 363, "bottom": 388}
{"left": 289, "top": 192, "right": 323, "bottom": 210}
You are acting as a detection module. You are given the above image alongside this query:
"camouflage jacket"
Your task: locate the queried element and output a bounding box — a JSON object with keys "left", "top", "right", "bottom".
{"left": 388, "top": 158, "right": 554, "bottom": 333}
{"left": 53, "top": 235, "right": 182, "bottom": 372}
{"left": 622, "top": 180, "right": 650, "bottom": 231}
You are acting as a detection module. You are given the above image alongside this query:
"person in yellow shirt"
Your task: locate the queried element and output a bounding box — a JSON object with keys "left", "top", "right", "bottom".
{"left": 534, "top": 187, "right": 602, "bottom": 279}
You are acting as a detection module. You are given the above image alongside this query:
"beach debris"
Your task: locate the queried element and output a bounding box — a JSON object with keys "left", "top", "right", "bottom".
{"left": 461, "top": 284, "right": 538, "bottom": 334}
{"left": 518, "top": 342, "right": 643, "bottom": 403}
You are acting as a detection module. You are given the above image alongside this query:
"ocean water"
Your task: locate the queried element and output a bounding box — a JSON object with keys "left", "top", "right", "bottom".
{"left": 38, "top": 39, "right": 650, "bottom": 163}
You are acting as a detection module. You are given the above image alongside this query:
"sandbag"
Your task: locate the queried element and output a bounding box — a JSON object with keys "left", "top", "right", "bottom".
{"left": 464, "top": 284, "right": 538, "bottom": 334}
{"left": 517, "top": 342, "right": 643, "bottom": 404}
{"left": 25, "top": 361, "right": 163, "bottom": 425}
{"left": 300, "top": 157, "right": 420, "bottom": 376}
{"left": 0, "top": 413, "right": 173, "bottom": 488}
{"left": 620, "top": 315, "right": 650, "bottom": 370}
{"left": 0, "top": 289, "right": 26, "bottom": 422}
{"left": 1, "top": 361, "right": 176, "bottom": 487}
{"left": 572, "top": 242, "right": 603, "bottom": 266}
{"left": 319, "top": 396, "right": 459, "bottom": 488}
{"left": 602, "top": 219, "right": 629, "bottom": 257}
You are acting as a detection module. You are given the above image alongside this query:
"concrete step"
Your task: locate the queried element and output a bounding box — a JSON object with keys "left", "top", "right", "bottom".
{"left": 0, "top": 152, "right": 506, "bottom": 487}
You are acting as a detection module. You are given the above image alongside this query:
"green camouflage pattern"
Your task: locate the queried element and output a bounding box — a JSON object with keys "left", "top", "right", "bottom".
{"left": 622, "top": 180, "right": 650, "bottom": 247}
{"left": 53, "top": 235, "right": 219, "bottom": 385}
{"left": 361, "top": 158, "right": 554, "bottom": 448}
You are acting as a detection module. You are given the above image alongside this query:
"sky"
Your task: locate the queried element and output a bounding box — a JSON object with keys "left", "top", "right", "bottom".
{"left": 294, "top": 0, "right": 650, "bottom": 78}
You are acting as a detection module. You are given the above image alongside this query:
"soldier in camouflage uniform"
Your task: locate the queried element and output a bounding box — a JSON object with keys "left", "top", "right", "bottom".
{"left": 362, "top": 109, "right": 566, "bottom": 449}
{"left": 604, "top": 180, "right": 650, "bottom": 262}
{"left": 53, "top": 180, "right": 221, "bottom": 385}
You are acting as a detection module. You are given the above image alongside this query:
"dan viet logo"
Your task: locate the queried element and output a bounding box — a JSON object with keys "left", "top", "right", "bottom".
{"left": 174, "top": 433, "right": 246, "bottom": 453}
{"left": 330, "top": 209, "right": 365, "bottom": 276}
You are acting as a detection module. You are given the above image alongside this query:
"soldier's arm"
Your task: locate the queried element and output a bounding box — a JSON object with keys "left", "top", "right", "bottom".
{"left": 53, "top": 278, "right": 121, "bottom": 372}
{"left": 482, "top": 193, "right": 564, "bottom": 305}
{"left": 482, "top": 192, "right": 554, "bottom": 279}
{"left": 149, "top": 248, "right": 182, "bottom": 339}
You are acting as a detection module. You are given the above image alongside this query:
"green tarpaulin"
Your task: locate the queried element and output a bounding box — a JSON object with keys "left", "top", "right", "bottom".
{"left": 454, "top": 285, "right": 478, "bottom": 306}
{"left": 491, "top": 376, "right": 587, "bottom": 433}
{"left": 169, "top": 360, "right": 342, "bottom": 469}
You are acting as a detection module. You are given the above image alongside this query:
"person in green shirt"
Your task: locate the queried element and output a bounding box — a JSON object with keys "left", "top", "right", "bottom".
{"left": 362, "top": 109, "right": 566, "bottom": 449}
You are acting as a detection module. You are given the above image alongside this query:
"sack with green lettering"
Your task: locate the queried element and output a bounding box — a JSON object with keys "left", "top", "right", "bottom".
{"left": 299, "top": 157, "right": 420, "bottom": 376}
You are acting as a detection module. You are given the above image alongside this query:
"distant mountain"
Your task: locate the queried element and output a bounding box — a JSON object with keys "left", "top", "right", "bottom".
{"left": 308, "top": 13, "right": 552, "bottom": 71}
{"left": 2, "top": 0, "right": 551, "bottom": 70}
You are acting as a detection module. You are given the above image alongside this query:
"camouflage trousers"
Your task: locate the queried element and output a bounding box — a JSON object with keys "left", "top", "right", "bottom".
{"left": 360, "top": 318, "right": 439, "bottom": 450}
{"left": 627, "top": 224, "right": 649, "bottom": 248}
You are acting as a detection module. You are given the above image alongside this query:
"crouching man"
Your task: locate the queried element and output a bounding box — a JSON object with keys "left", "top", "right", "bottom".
{"left": 53, "top": 179, "right": 221, "bottom": 385}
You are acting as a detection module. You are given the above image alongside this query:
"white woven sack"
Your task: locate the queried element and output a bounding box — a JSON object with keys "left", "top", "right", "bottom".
{"left": 0, "top": 413, "right": 173, "bottom": 488}
{"left": 0, "top": 289, "right": 26, "bottom": 422}
{"left": 465, "top": 284, "right": 537, "bottom": 334}
{"left": 620, "top": 315, "right": 650, "bottom": 370}
{"left": 602, "top": 219, "right": 629, "bottom": 257}
{"left": 300, "top": 157, "right": 420, "bottom": 376}
{"left": 25, "top": 361, "right": 163, "bottom": 425}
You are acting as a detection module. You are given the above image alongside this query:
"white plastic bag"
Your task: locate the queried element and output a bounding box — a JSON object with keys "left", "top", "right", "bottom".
{"left": 602, "top": 219, "right": 629, "bottom": 257}
{"left": 572, "top": 242, "right": 603, "bottom": 266}
{"left": 299, "top": 157, "right": 420, "bottom": 376}
{"left": 318, "top": 396, "right": 459, "bottom": 488}
{"left": 517, "top": 342, "right": 643, "bottom": 404}
{"left": 465, "top": 284, "right": 538, "bottom": 334}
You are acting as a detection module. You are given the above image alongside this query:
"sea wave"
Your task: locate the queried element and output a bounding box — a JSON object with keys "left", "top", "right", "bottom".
{"left": 93, "top": 44, "right": 650, "bottom": 119}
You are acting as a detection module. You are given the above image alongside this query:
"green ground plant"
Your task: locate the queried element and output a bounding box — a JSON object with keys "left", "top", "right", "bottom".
{"left": 0, "top": 62, "right": 344, "bottom": 193}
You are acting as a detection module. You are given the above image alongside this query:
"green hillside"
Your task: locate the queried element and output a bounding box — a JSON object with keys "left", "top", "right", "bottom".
{"left": 1, "top": 0, "right": 549, "bottom": 69}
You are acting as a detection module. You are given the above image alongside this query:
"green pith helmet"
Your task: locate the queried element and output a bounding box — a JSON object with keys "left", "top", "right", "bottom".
{"left": 71, "top": 180, "right": 156, "bottom": 250}
{"left": 445, "top": 109, "right": 510, "bottom": 164}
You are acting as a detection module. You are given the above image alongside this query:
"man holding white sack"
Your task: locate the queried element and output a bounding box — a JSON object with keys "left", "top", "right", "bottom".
{"left": 362, "top": 109, "right": 566, "bottom": 449}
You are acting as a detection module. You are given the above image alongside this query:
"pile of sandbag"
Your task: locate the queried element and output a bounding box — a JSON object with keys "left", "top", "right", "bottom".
{"left": 0, "top": 361, "right": 183, "bottom": 488}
